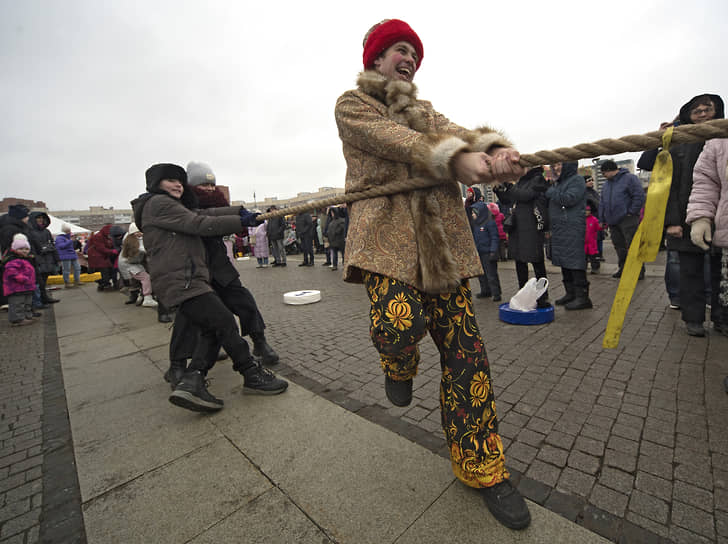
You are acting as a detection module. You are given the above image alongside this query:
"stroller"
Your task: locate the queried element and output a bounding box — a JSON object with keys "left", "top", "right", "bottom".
{"left": 284, "top": 228, "right": 299, "bottom": 255}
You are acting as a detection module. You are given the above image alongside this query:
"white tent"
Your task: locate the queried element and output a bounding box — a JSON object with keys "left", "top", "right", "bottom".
{"left": 47, "top": 214, "right": 90, "bottom": 235}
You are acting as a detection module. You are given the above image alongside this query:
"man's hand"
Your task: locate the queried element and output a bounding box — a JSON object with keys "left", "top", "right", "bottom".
{"left": 453, "top": 151, "right": 494, "bottom": 186}
{"left": 666, "top": 225, "right": 683, "bottom": 238}
{"left": 490, "top": 148, "right": 525, "bottom": 183}
{"left": 689, "top": 218, "right": 712, "bottom": 250}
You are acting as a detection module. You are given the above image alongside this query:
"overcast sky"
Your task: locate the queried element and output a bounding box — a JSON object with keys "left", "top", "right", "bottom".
{"left": 1, "top": 0, "right": 726, "bottom": 211}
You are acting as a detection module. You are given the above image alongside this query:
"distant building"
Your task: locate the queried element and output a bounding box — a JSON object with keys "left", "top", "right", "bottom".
{"left": 234, "top": 186, "right": 345, "bottom": 218}
{"left": 0, "top": 197, "right": 47, "bottom": 213}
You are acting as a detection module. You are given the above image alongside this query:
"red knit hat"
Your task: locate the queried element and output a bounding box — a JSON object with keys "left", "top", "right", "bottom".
{"left": 362, "top": 19, "right": 423, "bottom": 71}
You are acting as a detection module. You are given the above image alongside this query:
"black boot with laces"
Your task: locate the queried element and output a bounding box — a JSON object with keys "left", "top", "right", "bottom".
{"left": 241, "top": 362, "right": 288, "bottom": 395}
{"left": 169, "top": 370, "right": 224, "bottom": 412}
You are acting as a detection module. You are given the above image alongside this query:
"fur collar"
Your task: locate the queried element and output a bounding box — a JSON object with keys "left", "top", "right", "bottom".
{"left": 356, "top": 71, "right": 430, "bottom": 133}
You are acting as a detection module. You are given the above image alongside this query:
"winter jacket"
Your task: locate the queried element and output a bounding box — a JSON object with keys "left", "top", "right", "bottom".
{"left": 131, "top": 185, "right": 250, "bottom": 308}
{"left": 0, "top": 215, "right": 31, "bottom": 254}
{"left": 494, "top": 168, "right": 549, "bottom": 263}
{"left": 266, "top": 216, "right": 286, "bottom": 242}
{"left": 87, "top": 225, "right": 117, "bottom": 269}
{"left": 470, "top": 202, "right": 499, "bottom": 255}
{"left": 686, "top": 138, "right": 728, "bottom": 248}
{"left": 2, "top": 254, "right": 36, "bottom": 296}
{"left": 638, "top": 94, "right": 725, "bottom": 252}
{"left": 27, "top": 212, "right": 59, "bottom": 275}
{"left": 585, "top": 186, "right": 600, "bottom": 216}
{"left": 598, "top": 169, "right": 645, "bottom": 227}
{"left": 118, "top": 235, "right": 146, "bottom": 279}
{"left": 487, "top": 203, "right": 507, "bottom": 241}
{"left": 335, "top": 70, "right": 511, "bottom": 293}
{"left": 327, "top": 209, "right": 347, "bottom": 250}
{"left": 252, "top": 222, "right": 269, "bottom": 259}
{"left": 55, "top": 233, "right": 78, "bottom": 261}
{"left": 296, "top": 212, "right": 313, "bottom": 240}
{"left": 546, "top": 162, "right": 587, "bottom": 269}
{"left": 585, "top": 215, "right": 601, "bottom": 256}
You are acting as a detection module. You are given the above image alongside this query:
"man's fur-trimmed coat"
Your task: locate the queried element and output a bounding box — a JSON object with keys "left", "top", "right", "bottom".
{"left": 335, "top": 70, "right": 512, "bottom": 293}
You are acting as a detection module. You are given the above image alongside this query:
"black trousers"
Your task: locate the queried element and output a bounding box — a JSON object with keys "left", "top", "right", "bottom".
{"left": 300, "top": 235, "right": 314, "bottom": 264}
{"left": 177, "top": 292, "right": 255, "bottom": 374}
{"left": 561, "top": 268, "right": 588, "bottom": 287}
{"left": 610, "top": 214, "right": 641, "bottom": 270}
{"left": 679, "top": 250, "right": 723, "bottom": 325}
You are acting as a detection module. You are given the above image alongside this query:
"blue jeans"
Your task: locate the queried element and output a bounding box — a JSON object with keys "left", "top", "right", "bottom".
{"left": 61, "top": 259, "right": 81, "bottom": 284}
{"left": 664, "top": 250, "right": 680, "bottom": 304}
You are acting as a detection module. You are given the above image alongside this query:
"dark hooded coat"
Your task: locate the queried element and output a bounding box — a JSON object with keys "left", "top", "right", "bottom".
{"left": 28, "top": 212, "right": 59, "bottom": 275}
{"left": 469, "top": 201, "right": 499, "bottom": 255}
{"left": 545, "top": 162, "right": 587, "bottom": 269}
{"left": 131, "top": 167, "right": 250, "bottom": 308}
{"left": 87, "top": 225, "right": 117, "bottom": 270}
{"left": 0, "top": 214, "right": 31, "bottom": 254}
{"left": 494, "top": 168, "right": 549, "bottom": 263}
{"left": 637, "top": 94, "right": 725, "bottom": 253}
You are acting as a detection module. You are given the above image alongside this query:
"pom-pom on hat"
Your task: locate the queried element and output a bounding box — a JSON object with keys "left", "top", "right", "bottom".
{"left": 362, "top": 19, "right": 423, "bottom": 71}
{"left": 11, "top": 233, "right": 30, "bottom": 251}
{"left": 186, "top": 161, "right": 216, "bottom": 187}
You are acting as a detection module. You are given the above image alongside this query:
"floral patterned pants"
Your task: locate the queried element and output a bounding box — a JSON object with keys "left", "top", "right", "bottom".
{"left": 363, "top": 272, "right": 508, "bottom": 488}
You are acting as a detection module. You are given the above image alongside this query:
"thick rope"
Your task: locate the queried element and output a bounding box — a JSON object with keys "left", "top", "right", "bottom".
{"left": 256, "top": 119, "right": 728, "bottom": 220}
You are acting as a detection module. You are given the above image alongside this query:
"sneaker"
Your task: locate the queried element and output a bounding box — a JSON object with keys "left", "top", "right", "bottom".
{"left": 331, "top": 266, "right": 338, "bottom": 270}
{"left": 1, "top": 304, "right": 8, "bottom": 311}
{"left": 169, "top": 371, "right": 223, "bottom": 412}
{"left": 141, "top": 295, "right": 158, "bottom": 308}
{"left": 480, "top": 480, "right": 531, "bottom": 530}
{"left": 243, "top": 363, "right": 288, "bottom": 395}
{"left": 686, "top": 322, "right": 706, "bottom": 337}
{"left": 253, "top": 342, "right": 280, "bottom": 366}
{"left": 384, "top": 376, "right": 413, "bottom": 407}
{"left": 669, "top": 302, "right": 680, "bottom": 310}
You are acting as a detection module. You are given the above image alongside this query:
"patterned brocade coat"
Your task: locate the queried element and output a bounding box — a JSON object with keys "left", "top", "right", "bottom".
{"left": 335, "top": 71, "right": 512, "bottom": 294}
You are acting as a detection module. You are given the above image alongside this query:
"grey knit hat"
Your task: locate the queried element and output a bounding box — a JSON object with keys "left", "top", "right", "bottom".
{"left": 186, "top": 161, "right": 216, "bottom": 187}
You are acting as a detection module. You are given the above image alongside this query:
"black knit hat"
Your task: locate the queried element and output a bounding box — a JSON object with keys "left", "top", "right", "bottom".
{"left": 7, "top": 204, "right": 30, "bottom": 219}
{"left": 600, "top": 160, "right": 618, "bottom": 172}
{"left": 145, "top": 163, "right": 187, "bottom": 193}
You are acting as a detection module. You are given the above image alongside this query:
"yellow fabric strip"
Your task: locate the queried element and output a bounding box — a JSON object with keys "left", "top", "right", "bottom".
{"left": 603, "top": 128, "right": 674, "bottom": 348}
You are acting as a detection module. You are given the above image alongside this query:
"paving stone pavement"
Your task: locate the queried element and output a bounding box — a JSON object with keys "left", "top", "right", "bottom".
{"left": 1, "top": 244, "right": 727, "bottom": 543}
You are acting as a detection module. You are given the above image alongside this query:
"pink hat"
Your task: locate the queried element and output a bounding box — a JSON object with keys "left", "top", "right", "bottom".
{"left": 11, "top": 233, "right": 30, "bottom": 251}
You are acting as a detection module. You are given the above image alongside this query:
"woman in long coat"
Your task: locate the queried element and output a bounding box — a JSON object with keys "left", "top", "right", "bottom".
{"left": 546, "top": 162, "right": 591, "bottom": 309}
{"left": 494, "top": 167, "right": 551, "bottom": 307}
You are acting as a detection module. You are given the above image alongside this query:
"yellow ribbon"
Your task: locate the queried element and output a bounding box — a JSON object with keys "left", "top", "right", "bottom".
{"left": 602, "top": 127, "right": 674, "bottom": 348}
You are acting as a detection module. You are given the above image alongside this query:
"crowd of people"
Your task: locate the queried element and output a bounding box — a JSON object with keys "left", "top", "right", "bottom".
{"left": 1, "top": 16, "right": 726, "bottom": 535}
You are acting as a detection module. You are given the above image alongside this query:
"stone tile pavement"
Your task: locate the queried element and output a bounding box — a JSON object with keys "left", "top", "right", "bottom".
{"left": 1, "top": 244, "right": 727, "bottom": 543}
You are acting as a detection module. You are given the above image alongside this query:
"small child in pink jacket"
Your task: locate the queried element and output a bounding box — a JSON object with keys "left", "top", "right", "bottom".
{"left": 585, "top": 206, "right": 602, "bottom": 274}
{"left": 2, "top": 234, "right": 37, "bottom": 326}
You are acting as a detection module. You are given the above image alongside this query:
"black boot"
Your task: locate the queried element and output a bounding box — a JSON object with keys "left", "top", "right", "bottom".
{"left": 163, "top": 359, "right": 187, "bottom": 390}
{"left": 480, "top": 480, "right": 531, "bottom": 530}
{"left": 250, "top": 332, "right": 280, "bottom": 365}
{"left": 239, "top": 361, "right": 288, "bottom": 395}
{"left": 536, "top": 290, "right": 552, "bottom": 309}
{"left": 554, "top": 283, "right": 575, "bottom": 306}
{"left": 169, "top": 370, "right": 223, "bottom": 412}
{"left": 157, "top": 302, "right": 173, "bottom": 323}
{"left": 385, "top": 376, "right": 413, "bottom": 406}
{"left": 125, "top": 289, "right": 140, "bottom": 304}
{"left": 565, "top": 284, "right": 593, "bottom": 310}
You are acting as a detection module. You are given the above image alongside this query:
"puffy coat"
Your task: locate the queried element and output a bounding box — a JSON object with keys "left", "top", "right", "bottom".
{"left": 598, "top": 169, "right": 645, "bottom": 227}
{"left": 494, "top": 168, "right": 549, "bottom": 263}
{"left": 487, "top": 203, "right": 507, "bottom": 241}
{"left": 131, "top": 187, "right": 250, "bottom": 308}
{"left": 87, "top": 225, "right": 117, "bottom": 269}
{"left": 28, "top": 212, "right": 59, "bottom": 275}
{"left": 253, "top": 222, "right": 269, "bottom": 258}
{"left": 686, "top": 138, "right": 728, "bottom": 248}
{"left": 54, "top": 233, "right": 78, "bottom": 261}
{"left": 470, "top": 202, "right": 499, "bottom": 255}
{"left": 2, "top": 254, "right": 36, "bottom": 296}
{"left": 335, "top": 70, "right": 511, "bottom": 293}
{"left": 546, "top": 162, "right": 587, "bottom": 269}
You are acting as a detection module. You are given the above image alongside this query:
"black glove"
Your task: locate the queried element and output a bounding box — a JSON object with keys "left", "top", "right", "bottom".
{"left": 239, "top": 208, "right": 261, "bottom": 227}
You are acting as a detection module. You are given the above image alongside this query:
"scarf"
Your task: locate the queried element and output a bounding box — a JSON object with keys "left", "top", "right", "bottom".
{"left": 193, "top": 186, "right": 229, "bottom": 209}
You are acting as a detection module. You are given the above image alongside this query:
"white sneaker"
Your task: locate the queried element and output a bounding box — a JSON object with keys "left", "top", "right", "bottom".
{"left": 142, "top": 295, "right": 158, "bottom": 308}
